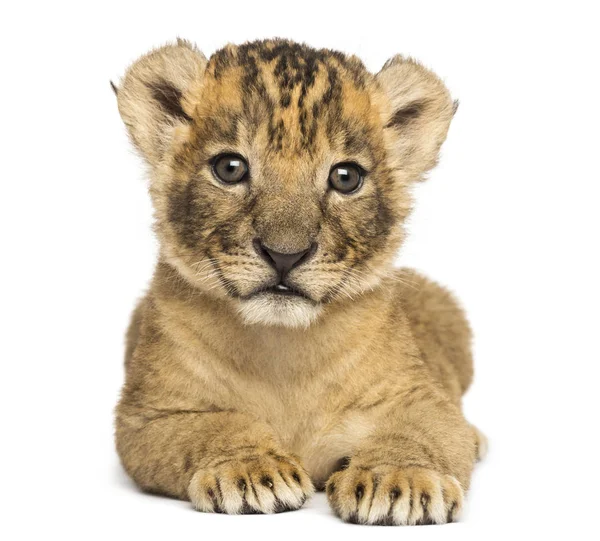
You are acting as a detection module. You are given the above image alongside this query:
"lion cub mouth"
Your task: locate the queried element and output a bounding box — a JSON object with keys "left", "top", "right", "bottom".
{"left": 253, "top": 283, "right": 313, "bottom": 301}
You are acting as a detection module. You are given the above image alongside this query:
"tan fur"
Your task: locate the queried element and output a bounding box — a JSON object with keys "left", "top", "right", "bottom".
{"left": 114, "top": 39, "right": 484, "bottom": 525}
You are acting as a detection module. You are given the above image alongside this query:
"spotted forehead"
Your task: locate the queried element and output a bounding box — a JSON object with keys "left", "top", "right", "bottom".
{"left": 196, "top": 40, "right": 381, "bottom": 158}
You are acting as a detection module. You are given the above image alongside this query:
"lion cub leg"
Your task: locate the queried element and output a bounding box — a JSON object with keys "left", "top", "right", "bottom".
{"left": 398, "top": 268, "right": 487, "bottom": 459}
{"left": 326, "top": 377, "right": 477, "bottom": 525}
{"left": 116, "top": 405, "right": 314, "bottom": 513}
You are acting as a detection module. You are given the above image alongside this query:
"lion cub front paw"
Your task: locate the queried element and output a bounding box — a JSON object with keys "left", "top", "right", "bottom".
{"left": 189, "top": 450, "right": 314, "bottom": 514}
{"left": 326, "top": 464, "right": 463, "bottom": 525}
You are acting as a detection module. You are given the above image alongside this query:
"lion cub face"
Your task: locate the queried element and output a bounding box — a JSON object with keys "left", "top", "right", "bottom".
{"left": 116, "top": 39, "right": 455, "bottom": 327}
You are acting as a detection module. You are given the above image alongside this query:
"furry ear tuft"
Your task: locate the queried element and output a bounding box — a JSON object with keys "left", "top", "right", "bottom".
{"left": 377, "top": 55, "right": 455, "bottom": 180}
{"left": 114, "top": 40, "right": 207, "bottom": 167}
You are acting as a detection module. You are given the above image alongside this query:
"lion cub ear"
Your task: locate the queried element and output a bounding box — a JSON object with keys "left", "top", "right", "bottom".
{"left": 114, "top": 39, "right": 207, "bottom": 167}
{"left": 376, "top": 56, "right": 456, "bottom": 180}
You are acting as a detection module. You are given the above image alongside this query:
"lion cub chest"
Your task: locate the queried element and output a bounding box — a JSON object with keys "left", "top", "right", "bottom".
{"left": 236, "top": 381, "right": 376, "bottom": 488}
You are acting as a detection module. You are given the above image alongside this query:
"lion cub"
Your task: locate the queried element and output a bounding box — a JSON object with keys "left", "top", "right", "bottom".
{"left": 114, "top": 38, "right": 485, "bottom": 525}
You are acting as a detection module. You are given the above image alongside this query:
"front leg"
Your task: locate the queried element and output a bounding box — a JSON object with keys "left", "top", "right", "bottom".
{"left": 116, "top": 403, "right": 314, "bottom": 513}
{"left": 326, "top": 382, "right": 477, "bottom": 525}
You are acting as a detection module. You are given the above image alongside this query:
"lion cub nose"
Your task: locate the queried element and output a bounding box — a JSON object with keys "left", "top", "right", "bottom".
{"left": 253, "top": 239, "right": 316, "bottom": 279}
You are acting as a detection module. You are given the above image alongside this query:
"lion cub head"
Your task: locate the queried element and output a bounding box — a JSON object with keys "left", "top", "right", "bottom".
{"left": 115, "top": 39, "right": 455, "bottom": 328}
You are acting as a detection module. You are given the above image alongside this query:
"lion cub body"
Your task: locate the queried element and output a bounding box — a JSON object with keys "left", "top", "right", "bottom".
{"left": 120, "top": 266, "right": 474, "bottom": 489}
{"left": 115, "top": 39, "right": 484, "bottom": 525}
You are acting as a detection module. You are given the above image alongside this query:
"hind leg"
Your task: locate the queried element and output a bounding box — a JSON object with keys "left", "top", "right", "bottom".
{"left": 397, "top": 268, "right": 486, "bottom": 455}
{"left": 396, "top": 268, "right": 474, "bottom": 403}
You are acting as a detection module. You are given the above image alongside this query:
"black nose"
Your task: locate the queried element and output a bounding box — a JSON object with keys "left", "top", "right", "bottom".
{"left": 253, "top": 239, "right": 316, "bottom": 278}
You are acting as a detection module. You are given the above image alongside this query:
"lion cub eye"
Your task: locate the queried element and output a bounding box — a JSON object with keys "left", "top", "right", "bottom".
{"left": 328, "top": 163, "right": 363, "bottom": 194}
{"left": 212, "top": 154, "right": 249, "bottom": 184}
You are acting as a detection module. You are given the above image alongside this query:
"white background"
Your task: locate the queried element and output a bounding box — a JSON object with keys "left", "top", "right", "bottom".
{"left": 1, "top": 1, "right": 599, "bottom": 539}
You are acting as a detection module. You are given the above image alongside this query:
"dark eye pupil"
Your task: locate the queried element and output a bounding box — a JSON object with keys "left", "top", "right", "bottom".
{"left": 213, "top": 154, "right": 248, "bottom": 183}
{"left": 329, "top": 164, "right": 362, "bottom": 193}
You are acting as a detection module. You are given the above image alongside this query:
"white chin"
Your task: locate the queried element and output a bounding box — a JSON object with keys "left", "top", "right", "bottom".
{"left": 236, "top": 293, "right": 322, "bottom": 328}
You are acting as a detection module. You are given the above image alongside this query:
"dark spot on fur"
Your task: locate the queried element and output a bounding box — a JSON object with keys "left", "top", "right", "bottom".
{"left": 265, "top": 450, "right": 287, "bottom": 462}
{"left": 240, "top": 501, "right": 260, "bottom": 514}
{"left": 250, "top": 479, "right": 260, "bottom": 504}
{"left": 347, "top": 512, "right": 360, "bottom": 524}
{"left": 207, "top": 487, "right": 221, "bottom": 512}
{"left": 260, "top": 475, "right": 274, "bottom": 488}
{"left": 386, "top": 100, "right": 426, "bottom": 128}
{"left": 147, "top": 79, "right": 192, "bottom": 122}
{"left": 280, "top": 92, "right": 291, "bottom": 108}
{"left": 273, "top": 498, "right": 296, "bottom": 513}
{"left": 168, "top": 179, "right": 198, "bottom": 249}
{"left": 336, "top": 456, "right": 351, "bottom": 471}
{"left": 448, "top": 501, "right": 457, "bottom": 522}
{"left": 210, "top": 47, "right": 232, "bottom": 80}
